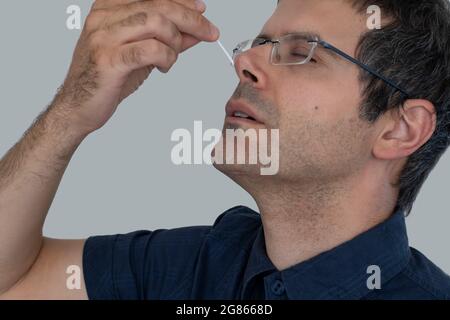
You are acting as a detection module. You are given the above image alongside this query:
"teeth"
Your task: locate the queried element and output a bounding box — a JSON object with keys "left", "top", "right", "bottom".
{"left": 234, "top": 111, "right": 250, "bottom": 118}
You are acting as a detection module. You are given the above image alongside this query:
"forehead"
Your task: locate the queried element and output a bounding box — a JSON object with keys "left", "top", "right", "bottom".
{"left": 265, "top": 0, "right": 367, "bottom": 55}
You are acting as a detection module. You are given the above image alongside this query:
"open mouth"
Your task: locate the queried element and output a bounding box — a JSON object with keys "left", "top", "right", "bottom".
{"left": 232, "top": 111, "right": 257, "bottom": 121}
{"left": 225, "top": 100, "right": 265, "bottom": 126}
{"left": 226, "top": 111, "right": 264, "bottom": 127}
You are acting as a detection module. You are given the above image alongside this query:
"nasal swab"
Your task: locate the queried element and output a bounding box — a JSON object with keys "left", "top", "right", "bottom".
{"left": 216, "top": 40, "right": 234, "bottom": 66}
{"left": 203, "top": 0, "right": 234, "bottom": 66}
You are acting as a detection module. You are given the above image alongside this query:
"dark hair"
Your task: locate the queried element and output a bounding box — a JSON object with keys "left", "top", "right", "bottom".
{"left": 349, "top": 0, "right": 450, "bottom": 215}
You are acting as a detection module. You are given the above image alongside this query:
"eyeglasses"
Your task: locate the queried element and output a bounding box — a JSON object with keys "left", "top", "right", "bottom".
{"left": 232, "top": 34, "right": 411, "bottom": 98}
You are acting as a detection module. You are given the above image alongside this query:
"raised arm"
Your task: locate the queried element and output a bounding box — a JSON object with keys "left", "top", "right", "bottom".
{"left": 0, "top": 0, "right": 218, "bottom": 299}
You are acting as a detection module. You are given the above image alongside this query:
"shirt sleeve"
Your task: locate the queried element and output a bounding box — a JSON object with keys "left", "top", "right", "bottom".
{"left": 82, "top": 226, "right": 212, "bottom": 300}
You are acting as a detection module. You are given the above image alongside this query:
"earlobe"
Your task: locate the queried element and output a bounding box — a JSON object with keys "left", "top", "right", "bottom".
{"left": 373, "top": 99, "right": 436, "bottom": 161}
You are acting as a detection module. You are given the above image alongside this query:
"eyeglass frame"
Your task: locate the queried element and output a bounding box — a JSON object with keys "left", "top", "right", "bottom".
{"left": 232, "top": 34, "right": 411, "bottom": 98}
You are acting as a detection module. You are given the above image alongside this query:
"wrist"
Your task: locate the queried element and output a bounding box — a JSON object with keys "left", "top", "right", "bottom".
{"left": 31, "top": 104, "right": 90, "bottom": 164}
{"left": 45, "top": 101, "right": 93, "bottom": 143}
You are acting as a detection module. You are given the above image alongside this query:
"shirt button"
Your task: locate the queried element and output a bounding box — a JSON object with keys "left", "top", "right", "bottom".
{"left": 271, "top": 279, "right": 285, "bottom": 296}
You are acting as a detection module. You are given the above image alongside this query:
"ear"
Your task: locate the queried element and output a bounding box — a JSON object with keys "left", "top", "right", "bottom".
{"left": 373, "top": 99, "right": 437, "bottom": 160}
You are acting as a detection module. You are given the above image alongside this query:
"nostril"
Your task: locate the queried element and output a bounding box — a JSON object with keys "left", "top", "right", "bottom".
{"left": 243, "top": 70, "right": 258, "bottom": 83}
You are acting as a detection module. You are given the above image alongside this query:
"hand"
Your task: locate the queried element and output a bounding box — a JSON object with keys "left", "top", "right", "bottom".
{"left": 52, "top": 0, "right": 219, "bottom": 134}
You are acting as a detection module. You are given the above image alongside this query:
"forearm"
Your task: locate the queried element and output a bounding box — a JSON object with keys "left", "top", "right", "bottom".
{"left": 0, "top": 102, "right": 88, "bottom": 293}
{"left": 0, "top": 0, "right": 217, "bottom": 297}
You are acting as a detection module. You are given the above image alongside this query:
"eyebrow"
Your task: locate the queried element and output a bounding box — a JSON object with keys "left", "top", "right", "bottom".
{"left": 257, "top": 30, "right": 321, "bottom": 41}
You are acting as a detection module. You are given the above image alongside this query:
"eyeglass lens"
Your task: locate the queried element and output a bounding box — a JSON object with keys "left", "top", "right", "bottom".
{"left": 233, "top": 35, "right": 316, "bottom": 65}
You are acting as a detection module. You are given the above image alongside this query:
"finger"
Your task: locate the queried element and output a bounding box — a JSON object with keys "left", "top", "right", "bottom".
{"left": 93, "top": 0, "right": 205, "bottom": 12}
{"left": 84, "top": 1, "right": 148, "bottom": 35}
{"left": 172, "top": 0, "right": 206, "bottom": 12}
{"left": 113, "top": 39, "right": 178, "bottom": 73}
{"left": 107, "top": 12, "right": 183, "bottom": 52}
{"left": 107, "top": 0, "right": 219, "bottom": 42}
{"left": 90, "top": 0, "right": 205, "bottom": 33}
{"left": 92, "top": 0, "right": 142, "bottom": 10}
{"left": 180, "top": 33, "right": 201, "bottom": 52}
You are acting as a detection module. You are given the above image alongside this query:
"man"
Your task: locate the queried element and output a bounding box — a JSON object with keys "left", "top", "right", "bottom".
{"left": 0, "top": 0, "right": 449, "bottom": 300}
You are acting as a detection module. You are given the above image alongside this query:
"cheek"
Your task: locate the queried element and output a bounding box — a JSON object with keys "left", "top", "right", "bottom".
{"left": 284, "top": 113, "right": 373, "bottom": 176}
{"left": 274, "top": 61, "right": 362, "bottom": 114}
{"left": 275, "top": 90, "right": 372, "bottom": 176}
{"left": 276, "top": 83, "right": 331, "bottom": 131}
{"left": 275, "top": 67, "right": 363, "bottom": 130}
{"left": 274, "top": 77, "right": 319, "bottom": 121}
{"left": 271, "top": 65, "right": 365, "bottom": 146}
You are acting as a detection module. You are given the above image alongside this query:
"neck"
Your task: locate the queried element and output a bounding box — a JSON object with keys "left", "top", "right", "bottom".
{"left": 241, "top": 170, "right": 398, "bottom": 271}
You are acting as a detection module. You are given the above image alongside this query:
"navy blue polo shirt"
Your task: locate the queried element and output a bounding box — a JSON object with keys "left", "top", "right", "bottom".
{"left": 83, "top": 206, "right": 450, "bottom": 299}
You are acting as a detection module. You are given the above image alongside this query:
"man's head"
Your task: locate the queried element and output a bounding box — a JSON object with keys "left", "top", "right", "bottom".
{"left": 214, "top": 0, "right": 450, "bottom": 215}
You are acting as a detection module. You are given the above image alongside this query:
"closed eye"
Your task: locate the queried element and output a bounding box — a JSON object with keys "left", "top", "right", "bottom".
{"left": 290, "top": 52, "right": 317, "bottom": 63}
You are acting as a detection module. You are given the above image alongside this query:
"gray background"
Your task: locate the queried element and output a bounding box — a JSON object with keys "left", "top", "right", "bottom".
{"left": 0, "top": 1, "right": 448, "bottom": 273}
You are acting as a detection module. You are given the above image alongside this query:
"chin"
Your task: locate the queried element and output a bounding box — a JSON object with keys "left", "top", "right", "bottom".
{"left": 213, "top": 161, "right": 262, "bottom": 177}
{"left": 211, "top": 139, "right": 262, "bottom": 176}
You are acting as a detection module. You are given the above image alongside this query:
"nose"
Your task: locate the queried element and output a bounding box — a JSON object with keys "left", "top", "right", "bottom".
{"left": 233, "top": 47, "right": 269, "bottom": 90}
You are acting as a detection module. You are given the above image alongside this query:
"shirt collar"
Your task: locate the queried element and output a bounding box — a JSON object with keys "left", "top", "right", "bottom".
{"left": 241, "top": 210, "right": 411, "bottom": 300}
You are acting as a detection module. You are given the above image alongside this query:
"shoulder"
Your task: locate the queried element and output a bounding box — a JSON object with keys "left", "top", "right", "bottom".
{"left": 83, "top": 205, "right": 261, "bottom": 299}
{"left": 86, "top": 205, "right": 260, "bottom": 245}
{"left": 84, "top": 205, "right": 261, "bottom": 263}
{"left": 213, "top": 205, "right": 261, "bottom": 226}
{"left": 377, "top": 247, "right": 450, "bottom": 300}
{"left": 210, "top": 205, "right": 261, "bottom": 240}
{"left": 400, "top": 247, "right": 450, "bottom": 299}
{"left": 125, "top": 205, "right": 261, "bottom": 248}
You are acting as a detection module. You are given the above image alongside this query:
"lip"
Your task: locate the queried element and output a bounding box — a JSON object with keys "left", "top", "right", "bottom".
{"left": 225, "top": 99, "right": 265, "bottom": 125}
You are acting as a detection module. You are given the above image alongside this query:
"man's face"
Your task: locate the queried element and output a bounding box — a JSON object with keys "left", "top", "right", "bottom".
{"left": 214, "top": 0, "right": 377, "bottom": 186}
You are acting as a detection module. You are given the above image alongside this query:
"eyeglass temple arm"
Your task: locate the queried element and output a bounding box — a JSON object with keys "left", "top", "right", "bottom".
{"left": 317, "top": 40, "right": 411, "bottom": 98}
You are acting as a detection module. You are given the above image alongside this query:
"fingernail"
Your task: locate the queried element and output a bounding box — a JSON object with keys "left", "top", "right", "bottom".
{"left": 195, "top": 0, "right": 206, "bottom": 11}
